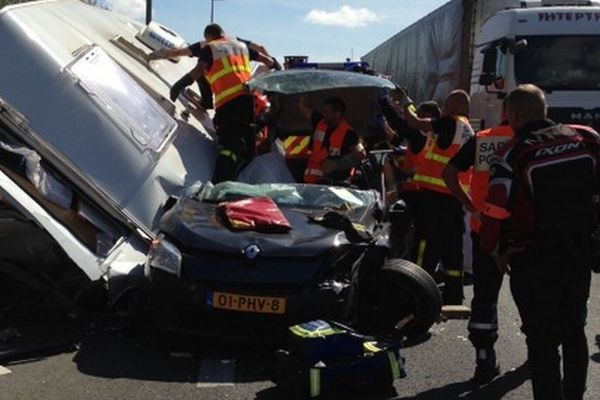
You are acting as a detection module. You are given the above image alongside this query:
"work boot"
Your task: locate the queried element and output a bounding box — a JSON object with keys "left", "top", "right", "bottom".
{"left": 472, "top": 348, "right": 500, "bottom": 384}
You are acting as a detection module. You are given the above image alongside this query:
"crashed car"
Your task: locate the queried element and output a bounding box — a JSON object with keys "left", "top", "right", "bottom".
{"left": 0, "top": 0, "right": 440, "bottom": 338}
{"left": 151, "top": 181, "right": 441, "bottom": 338}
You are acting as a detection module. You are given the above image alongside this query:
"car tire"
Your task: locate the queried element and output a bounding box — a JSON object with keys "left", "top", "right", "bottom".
{"left": 367, "top": 259, "right": 442, "bottom": 339}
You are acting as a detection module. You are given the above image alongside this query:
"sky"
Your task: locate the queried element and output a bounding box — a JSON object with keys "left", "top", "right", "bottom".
{"left": 106, "top": 0, "right": 449, "bottom": 61}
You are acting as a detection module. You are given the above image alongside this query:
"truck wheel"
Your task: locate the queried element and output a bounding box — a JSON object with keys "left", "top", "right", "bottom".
{"left": 364, "top": 259, "right": 442, "bottom": 339}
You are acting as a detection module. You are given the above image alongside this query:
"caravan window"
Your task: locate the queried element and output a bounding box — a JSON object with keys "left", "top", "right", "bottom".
{"left": 68, "top": 46, "right": 176, "bottom": 152}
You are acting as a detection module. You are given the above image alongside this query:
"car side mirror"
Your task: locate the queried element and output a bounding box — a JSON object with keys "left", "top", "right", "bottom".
{"left": 479, "top": 47, "right": 497, "bottom": 86}
{"left": 510, "top": 39, "right": 528, "bottom": 55}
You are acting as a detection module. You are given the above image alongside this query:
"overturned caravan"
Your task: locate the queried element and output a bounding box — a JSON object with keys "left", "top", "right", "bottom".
{"left": 0, "top": 0, "right": 217, "bottom": 308}
{"left": 0, "top": 0, "right": 441, "bottom": 338}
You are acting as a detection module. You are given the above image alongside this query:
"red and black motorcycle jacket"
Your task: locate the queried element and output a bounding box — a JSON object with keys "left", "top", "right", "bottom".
{"left": 480, "top": 120, "right": 600, "bottom": 254}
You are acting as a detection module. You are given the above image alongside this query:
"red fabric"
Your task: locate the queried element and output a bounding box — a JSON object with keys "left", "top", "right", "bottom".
{"left": 220, "top": 197, "right": 292, "bottom": 233}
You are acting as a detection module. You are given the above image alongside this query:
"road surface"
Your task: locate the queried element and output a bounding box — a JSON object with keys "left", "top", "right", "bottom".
{"left": 1, "top": 275, "right": 599, "bottom": 400}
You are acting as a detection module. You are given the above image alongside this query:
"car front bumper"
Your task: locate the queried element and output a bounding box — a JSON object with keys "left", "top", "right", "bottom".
{"left": 147, "top": 269, "right": 349, "bottom": 337}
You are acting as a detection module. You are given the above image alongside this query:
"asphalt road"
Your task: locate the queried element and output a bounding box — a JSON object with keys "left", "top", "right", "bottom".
{"left": 1, "top": 275, "right": 600, "bottom": 400}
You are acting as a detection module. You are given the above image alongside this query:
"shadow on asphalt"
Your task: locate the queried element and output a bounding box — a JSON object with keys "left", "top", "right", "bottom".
{"left": 1, "top": 310, "right": 443, "bottom": 395}
{"left": 1, "top": 311, "right": 277, "bottom": 384}
{"left": 256, "top": 386, "right": 399, "bottom": 400}
{"left": 0, "top": 311, "right": 82, "bottom": 366}
{"left": 591, "top": 335, "right": 600, "bottom": 363}
{"left": 395, "top": 362, "right": 530, "bottom": 400}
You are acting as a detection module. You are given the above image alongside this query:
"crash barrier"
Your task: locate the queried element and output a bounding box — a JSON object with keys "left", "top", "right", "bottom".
{"left": 274, "top": 320, "right": 406, "bottom": 398}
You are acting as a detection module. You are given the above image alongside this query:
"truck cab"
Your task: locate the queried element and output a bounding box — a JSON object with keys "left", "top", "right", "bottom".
{"left": 470, "top": 0, "right": 600, "bottom": 128}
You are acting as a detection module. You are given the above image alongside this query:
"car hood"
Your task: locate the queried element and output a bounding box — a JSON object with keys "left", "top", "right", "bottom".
{"left": 158, "top": 197, "right": 377, "bottom": 257}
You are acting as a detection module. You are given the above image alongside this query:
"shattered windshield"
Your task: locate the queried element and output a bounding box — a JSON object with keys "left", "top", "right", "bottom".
{"left": 202, "top": 182, "right": 378, "bottom": 211}
{"left": 515, "top": 35, "right": 600, "bottom": 90}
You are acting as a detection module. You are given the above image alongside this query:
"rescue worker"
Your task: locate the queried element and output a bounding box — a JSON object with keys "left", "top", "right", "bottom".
{"left": 194, "top": 38, "right": 281, "bottom": 110}
{"left": 149, "top": 24, "right": 277, "bottom": 183}
{"left": 299, "top": 97, "right": 365, "bottom": 184}
{"left": 396, "top": 90, "right": 474, "bottom": 304}
{"left": 442, "top": 98, "right": 514, "bottom": 383}
{"left": 378, "top": 99, "right": 440, "bottom": 262}
{"left": 481, "top": 84, "right": 600, "bottom": 400}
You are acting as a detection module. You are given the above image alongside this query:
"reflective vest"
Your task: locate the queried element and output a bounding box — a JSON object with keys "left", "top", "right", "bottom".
{"left": 402, "top": 133, "right": 433, "bottom": 192}
{"left": 470, "top": 124, "right": 514, "bottom": 232}
{"left": 283, "top": 135, "right": 312, "bottom": 159}
{"left": 413, "top": 116, "right": 474, "bottom": 194}
{"left": 304, "top": 119, "right": 353, "bottom": 184}
{"left": 205, "top": 37, "right": 252, "bottom": 109}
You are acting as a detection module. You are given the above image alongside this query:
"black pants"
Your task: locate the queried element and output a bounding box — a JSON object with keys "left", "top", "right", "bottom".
{"left": 197, "top": 77, "right": 214, "bottom": 110}
{"left": 401, "top": 190, "right": 423, "bottom": 262}
{"left": 211, "top": 95, "right": 255, "bottom": 183}
{"left": 468, "top": 232, "right": 504, "bottom": 350}
{"left": 510, "top": 233, "right": 591, "bottom": 400}
{"left": 415, "top": 190, "right": 465, "bottom": 304}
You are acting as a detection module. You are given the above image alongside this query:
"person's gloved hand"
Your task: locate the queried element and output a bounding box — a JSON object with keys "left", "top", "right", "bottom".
{"left": 170, "top": 73, "right": 195, "bottom": 102}
{"left": 148, "top": 48, "right": 170, "bottom": 61}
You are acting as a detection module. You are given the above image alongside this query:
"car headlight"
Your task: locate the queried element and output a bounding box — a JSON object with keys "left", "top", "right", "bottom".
{"left": 147, "top": 234, "right": 182, "bottom": 277}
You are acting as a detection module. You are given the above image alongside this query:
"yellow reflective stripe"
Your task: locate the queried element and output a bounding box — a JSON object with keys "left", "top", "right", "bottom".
{"left": 425, "top": 152, "right": 450, "bottom": 164}
{"left": 352, "top": 223, "right": 368, "bottom": 233}
{"left": 214, "top": 83, "right": 246, "bottom": 105}
{"left": 309, "top": 368, "right": 321, "bottom": 397}
{"left": 388, "top": 351, "right": 401, "bottom": 380}
{"left": 283, "top": 136, "right": 296, "bottom": 149}
{"left": 208, "top": 57, "right": 252, "bottom": 84}
{"left": 417, "top": 240, "right": 426, "bottom": 267}
{"left": 413, "top": 174, "right": 447, "bottom": 189}
{"left": 289, "top": 325, "right": 341, "bottom": 338}
{"left": 207, "top": 57, "right": 232, "bottom": 84}
{"left": 364, "top": 341, "right": 382, "bottom": 353}
{"left": 290, "top": 136, "right": 311, "bottom": 156}
{"left": 219, "top": 149, "right": 238, "bottom": 163}
{"left": 447, "top": 269, "right": 463, "bottom": 278}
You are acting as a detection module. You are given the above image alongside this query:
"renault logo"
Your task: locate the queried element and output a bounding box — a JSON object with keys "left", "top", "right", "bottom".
{"left": 242, "top": 244, "right": 261, "bottom": 261}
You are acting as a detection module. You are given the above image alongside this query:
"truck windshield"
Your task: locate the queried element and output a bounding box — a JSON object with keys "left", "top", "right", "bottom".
{"left": 515, "top": 36, "right": 600, "bottom": 90}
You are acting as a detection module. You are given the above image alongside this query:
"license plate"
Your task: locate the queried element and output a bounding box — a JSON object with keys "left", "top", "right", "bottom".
{"left": 207, "top": 291, "right": 286, "bottom": 315}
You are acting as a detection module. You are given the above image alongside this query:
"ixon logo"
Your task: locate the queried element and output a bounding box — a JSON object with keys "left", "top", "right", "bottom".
{"left": 535, "top": 142, "right": 582, "bottom": 157}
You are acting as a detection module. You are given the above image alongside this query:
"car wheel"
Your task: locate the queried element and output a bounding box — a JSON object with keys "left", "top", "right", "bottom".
{"left": 363, "top": 259, "right": 442, "bottom": 339}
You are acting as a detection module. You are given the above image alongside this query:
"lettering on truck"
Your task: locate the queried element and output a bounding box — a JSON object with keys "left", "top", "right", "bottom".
{"left": 475, "top": 137, "right": 512, "bottom": 171}
{"left": 538, "top": 12, "right": 600, "bottom": 22}
{"left": 571, "top": 112, "right": 600, "bottom": 122}
{"left": 149, "top": 31, "right": 176, "bottom": 48}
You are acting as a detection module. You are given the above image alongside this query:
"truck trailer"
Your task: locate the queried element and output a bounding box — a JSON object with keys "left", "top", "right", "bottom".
{"left": 362, "top": 0, "right": 600, "bottom": 129}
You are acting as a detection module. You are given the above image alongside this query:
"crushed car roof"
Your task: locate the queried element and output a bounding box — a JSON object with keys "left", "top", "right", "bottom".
{"left": 248, "top": 69, "right": 396, "bottom": 94}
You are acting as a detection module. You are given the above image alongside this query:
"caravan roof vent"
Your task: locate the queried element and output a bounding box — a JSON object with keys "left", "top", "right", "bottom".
{"left": 136, "top": 22, "right": 186, "bottom": 51}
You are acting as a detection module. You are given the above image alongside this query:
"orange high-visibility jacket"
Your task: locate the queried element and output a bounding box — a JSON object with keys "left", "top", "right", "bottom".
{"left": 470, "top": 124, "right": 514, "bottom": 232}
{"left": 304, "top": 119, "right": 353, "bottom": 184}
{"left": 205, "top": 37, "right": 252, "bottom": 109}
{"left": 413, "top": 116, "right": 474, "bottom": 194}
{"left": 402, "top": 133, "right": 433, "bottom": 192}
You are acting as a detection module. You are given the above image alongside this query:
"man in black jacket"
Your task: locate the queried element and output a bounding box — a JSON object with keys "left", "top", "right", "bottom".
{"left": 481, "top": 84, "right": 600, "bottom": 400}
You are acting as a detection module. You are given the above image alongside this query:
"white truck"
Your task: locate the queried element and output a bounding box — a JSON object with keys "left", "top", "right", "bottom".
{"left": 362, "top": 0, "right": 600, "bottom": 129}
